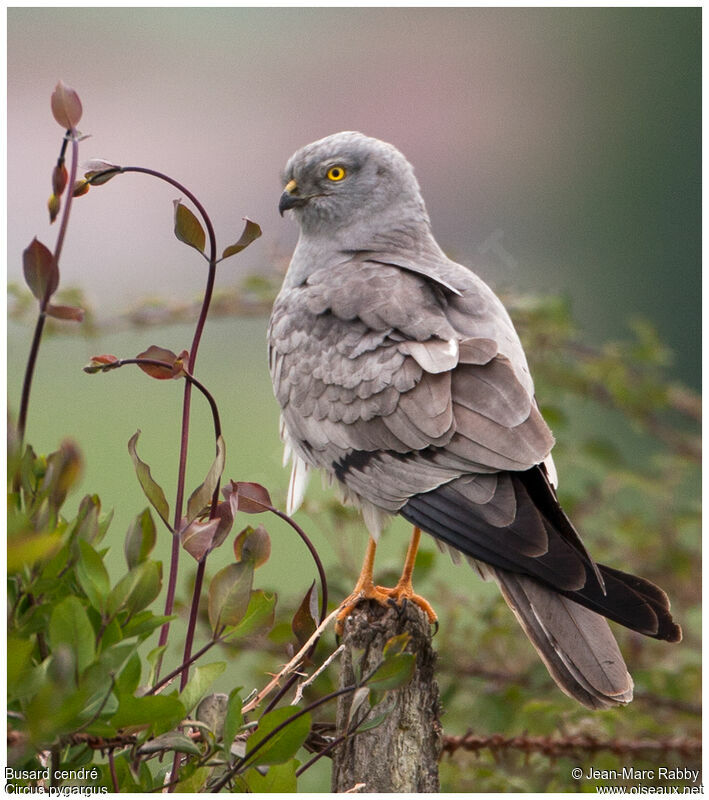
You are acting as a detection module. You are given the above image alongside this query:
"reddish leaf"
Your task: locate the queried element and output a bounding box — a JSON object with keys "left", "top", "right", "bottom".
{"left": 180, "top": 518, "right": 221, "bottom": 562}
{"left": 84, "top": 354, "right": 119, "bottom": 372}
{"left": 233, "top": 524, "right": 271, "bottom": 568}
{"left": 291, "top": 582, "right": 317, "bottom": 647}
{"left": 173, "top": 200, "right": 206, "bottom": 254}
{"left": 47, "top": 304, "right": 84, "bottom": 322}
{"left": 84, "top": 355, "right": 120, "bottom": 374}
{"left": 221, "top": 219, "right": 262, "bottom": 260}
{"left": 223, "top": 481, "right": 272, "bottom": 514}
{"left": 185, "top": 435, "right": 226, "bottom": 524}
{"left": 51, "top": 81, "right": 82, "bottom": 129}
{"left": 136, "top": 345, "right": 183, "bottom": 380}
{"left": 23, "top": 238, "right": 58, "bottom": 302}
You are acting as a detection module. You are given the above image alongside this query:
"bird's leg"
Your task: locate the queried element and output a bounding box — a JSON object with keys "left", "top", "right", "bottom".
{"left": 376, "top": 526, "right": 438, "bottom": 625}
{"left": 335, "top": 527, "right": 437, "bottom": 634}
{"left": 335, "top": 536, "right": 381, "bottom": 634}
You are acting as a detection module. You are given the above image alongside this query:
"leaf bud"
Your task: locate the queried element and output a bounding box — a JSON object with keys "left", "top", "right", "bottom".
{"left": 72, "top": 180, "right": 90, "bottom": 197}
{"left": 52, "top": 163, "right": 68, "bottom": 196}
{"left": 51, "top": 81, "right": 83, "bottom": 129}
{"left": 48, "top": 194, "right": 61, "bottom": 224}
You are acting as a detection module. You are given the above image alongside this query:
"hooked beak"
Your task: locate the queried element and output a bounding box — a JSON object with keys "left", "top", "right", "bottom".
{"left": 279, "top": 178, "right": 307, "bottom": 216}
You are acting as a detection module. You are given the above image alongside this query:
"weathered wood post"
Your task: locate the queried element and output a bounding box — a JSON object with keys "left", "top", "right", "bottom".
{"left": 331, "top": 600, "right": 442, "bottom": 792}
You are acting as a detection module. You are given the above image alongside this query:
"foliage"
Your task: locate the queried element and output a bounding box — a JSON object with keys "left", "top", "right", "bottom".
{"left": 7, "top": 83, "right": 415, "bottom": 793}
{"left": 7, "top": 83, "right": 700, "bottom": 793}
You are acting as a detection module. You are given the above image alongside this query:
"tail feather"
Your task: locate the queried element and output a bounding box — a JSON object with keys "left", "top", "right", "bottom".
{"left": 494, "top": 569, "right": 634, "bottom": 710}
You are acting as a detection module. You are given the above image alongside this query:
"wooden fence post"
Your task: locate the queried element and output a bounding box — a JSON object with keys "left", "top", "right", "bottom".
{"left": 331, "top": 600, "right": 442, "bottom": 793}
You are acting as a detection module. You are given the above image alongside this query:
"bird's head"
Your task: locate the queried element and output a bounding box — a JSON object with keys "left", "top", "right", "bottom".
{"left": 278, "top": 131, "right": 430, "bottom": 241}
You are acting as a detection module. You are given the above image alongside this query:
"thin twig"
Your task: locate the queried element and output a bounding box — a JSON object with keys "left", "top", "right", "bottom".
{"left": 18, "top": 130, "right": 79, "bottom": 444}
{"left": 241, "top": 607, "right": 340, "bottom": 715}
{"left": 107, "top": 750, "right": 119, "bottom": 793}
{"left": 292, "top": 644, "right": 345, "bottom": 705}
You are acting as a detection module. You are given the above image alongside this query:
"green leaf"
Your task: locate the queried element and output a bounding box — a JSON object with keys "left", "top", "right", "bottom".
{"left": 244, "top": 707, "right": 311, "bottom": 767}
{"left": 179, "top": 661, "right": 226, "bottom": 714}
{"left": 244, "top": 759, "right": 298, "bottom": 792}
{"left": 233, "top": 524, "right": 271, "bottom": 568}
{"left": 127, "top": 431, "right": 171, "bottom": 530}
{"left": 221, "top": 218, "right": 261, "bottom": 260}
{"left": 222, "top": 589, "right": 276, "bottom": 641}
{"left": 112, "top": 693, "right": 185, "bottom": 735}
{"left": 346, "top": 686, "right": 371, "bottom": 729}
{"left": 382, "top": 632, "right": 411, "bottom": 658}
{"left": 48, "top": 596, "right": 96, "bottom": 676}
{"left": 355, "top": 712, "right": 388, "bottom": 733}
{"left": 121, "top": 611, "right": 172, "bottom": 641}
{"left": 9, "top": 658, "right": 50, "bottom": 702}
{"left": 366, "top": 652, "right": 415, "bottom": 692}
{"left": 7, "top": 530, "right": 62, "bottom": 572}
{"left": 138, "top": 730, "right": 202, "bottom": 756}
{"left": 26, "top": 681, "right": 88, "bottom": 746}
{"left": 146, "top": 644, "right": 168, "bottom": 686}
{"left": 222, "top": 688, "right": 243, "bottom": 755}
{"left": 195, "top": 692, "right": 229, "bottom": 737}
{"left": 70, "top": 493, "right": 101, "bottom": 543}
{"left": 7, "top": 637, "right": 35, "bottom": 696}
{"left": 173, "top": 200, "right": 206, "bottom": 254}
{"left": 23, "top": 237, "right": 58, "bottom": 301}
{"left": 124, "top": 508, "right": 157, "bottom": 569}
{"left": 208, "top": 562, "right": 253, "bottom": 632}
{"left": 174, "top": 765, "right": 209, "bottom": 793}
{"left": 107, "top": 560, "right": 162, "bottom": 617}
{"left": 114, "top": 652, "right": 142, "bottom": 697}
{"left": 186, "top": 435, "right": 226, "bottom": 524}
{"left": 76, "top": 539, "right": 110, "bottom": 612}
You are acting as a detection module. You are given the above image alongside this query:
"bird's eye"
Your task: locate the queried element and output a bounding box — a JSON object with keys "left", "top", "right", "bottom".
{"left": 326, "top": 165, "right": 347, "bottom": 182}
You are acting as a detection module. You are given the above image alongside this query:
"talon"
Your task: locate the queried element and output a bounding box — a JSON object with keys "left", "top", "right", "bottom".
{"left": 335, "top": 527, "right": 438, "bottom": 635}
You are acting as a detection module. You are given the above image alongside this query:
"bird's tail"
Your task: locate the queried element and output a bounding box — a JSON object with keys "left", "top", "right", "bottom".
{"left": 492, "top": 568, "right": 634, "bottom": 710}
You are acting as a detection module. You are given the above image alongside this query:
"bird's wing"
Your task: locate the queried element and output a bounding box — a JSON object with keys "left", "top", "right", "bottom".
{"left": 269, "top": 254, "right": 681, "bottom": 642}
{"left": 269, "top": 257, "right": 553, "bottom": 500}
{"left": 269, "top": 255, "right": 561, "bottom": 554}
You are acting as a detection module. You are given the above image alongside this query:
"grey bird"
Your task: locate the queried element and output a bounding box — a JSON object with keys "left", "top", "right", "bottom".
{"left": 268, "top": 131, "right": 681, "bottom": 710}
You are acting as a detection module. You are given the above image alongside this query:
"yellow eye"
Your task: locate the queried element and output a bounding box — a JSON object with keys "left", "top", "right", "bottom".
{"left": 326, "top": 165, "right": 347, "bottom": 182}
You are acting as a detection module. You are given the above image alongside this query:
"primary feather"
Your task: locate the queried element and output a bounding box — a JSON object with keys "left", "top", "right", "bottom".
{"left": 269, "top": 131, "right": 681, "bottom": 709}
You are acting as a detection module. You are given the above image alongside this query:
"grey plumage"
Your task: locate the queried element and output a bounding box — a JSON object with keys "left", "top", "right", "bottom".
{"left": 268, "top": 132, "right": 681, "bottom": 710}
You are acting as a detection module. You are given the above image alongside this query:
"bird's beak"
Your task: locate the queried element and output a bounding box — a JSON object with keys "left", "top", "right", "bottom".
{"left": 279, "top": 179, "right": 305, "bottom": 216}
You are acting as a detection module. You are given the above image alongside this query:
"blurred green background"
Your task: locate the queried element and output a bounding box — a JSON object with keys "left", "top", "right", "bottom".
{"left": 7, "top": 6, "right": 700, "bottom": 793}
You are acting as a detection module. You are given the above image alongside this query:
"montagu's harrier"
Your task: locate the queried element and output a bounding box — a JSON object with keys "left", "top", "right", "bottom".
{"left": 268, "top": 131, "right": 681, "bottom": 710}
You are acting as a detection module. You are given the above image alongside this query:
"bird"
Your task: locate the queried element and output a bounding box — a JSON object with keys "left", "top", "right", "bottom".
{"left": 268, "top": 131, "right": 681, "bottom": 710}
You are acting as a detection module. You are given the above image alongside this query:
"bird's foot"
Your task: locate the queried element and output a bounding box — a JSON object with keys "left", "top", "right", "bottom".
{"left": 335, "top": 579, "right": 438, "bottom": 635}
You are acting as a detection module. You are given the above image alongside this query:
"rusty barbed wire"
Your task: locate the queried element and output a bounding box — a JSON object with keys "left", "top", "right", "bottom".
{"left": 442, "top": 732, "right": 702, "bottom": 760}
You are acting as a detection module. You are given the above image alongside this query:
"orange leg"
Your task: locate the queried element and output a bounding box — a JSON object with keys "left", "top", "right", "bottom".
{"left": 336, "top": 526, "right": 438, "bottom": 634}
